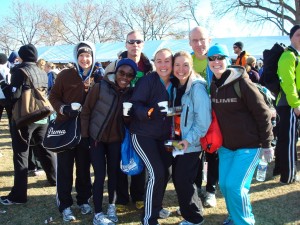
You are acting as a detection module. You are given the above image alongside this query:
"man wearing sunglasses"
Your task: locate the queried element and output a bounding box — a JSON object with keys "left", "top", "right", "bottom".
{"left": 233, "top": 41, "right": 250, "bottom": 67}
{"left": 105, "top": 30, "right": 152, "bottom": 87}
{"left": 105, "top": 30, "right": 153, "bottom": 213}
{"left": 188, "top": 26, "right": 219, "bottom": 210}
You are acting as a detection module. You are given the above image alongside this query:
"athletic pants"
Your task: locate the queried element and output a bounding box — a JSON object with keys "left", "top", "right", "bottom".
{"left": 195, "top": 151, "right": 219, "bottom": 194}
{"left": 56, "top": 140, "right": 92, "bottom": 212}
{"left": 90, "top": 140, "right": 121, "bottom": 213}
{"left": 116, "top": 167, "right": 145, "bottom": 205}
{"left": 275, "top": 106, "right": 298, "bottom": 183}
{"left": 172, "top": 151, "right": 204, "bottom": 224}
{"left": 8, "top": 122, "right": 56, "bottom": 203}
{"left": 218, "top": 147, "right": 260, "bottom": 225}
{"left": 132, "top": 134, "right": 172, "bottom": 225}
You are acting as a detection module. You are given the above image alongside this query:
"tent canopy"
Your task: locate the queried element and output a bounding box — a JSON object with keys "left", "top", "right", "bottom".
{"left": 37, "top": 36, "right": 290, "bottom": 63}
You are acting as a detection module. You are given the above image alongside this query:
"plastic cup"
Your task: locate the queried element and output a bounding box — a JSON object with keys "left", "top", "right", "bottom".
{"left": 123, "top": 102, "right": 133, "bottom": 116}
{"left": 71, "top": 102, "right": 82, "bottom": 111}
{"left": 157, "top": 101, "right": 168, "bottom": 113}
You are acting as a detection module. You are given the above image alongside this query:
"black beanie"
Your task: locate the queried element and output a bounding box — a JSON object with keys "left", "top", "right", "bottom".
{"left": 233, "top": 41, "right": 244, "bottom": 50}
{"left": 0, "top": 53, "right": 8, "bottom": 64}
{"left": 289, "top": 24, "right": 300, "bottom": 39}
{"left": 18, "top": 44, "right": 38, "bottom": 62}
{"left": 77, "top": 43, "right": 93, "bottom": 59}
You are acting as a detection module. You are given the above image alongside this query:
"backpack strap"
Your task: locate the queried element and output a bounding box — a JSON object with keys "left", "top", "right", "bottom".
{"left": 233, "top": 81, "right": 241, "bottom": 98}
{"left": 287, "top": 46, "right": 299, "bottom": 67}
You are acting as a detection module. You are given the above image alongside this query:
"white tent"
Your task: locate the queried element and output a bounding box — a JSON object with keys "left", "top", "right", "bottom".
{"left": 37, "top": 36, "right": 290, "bottom": 63}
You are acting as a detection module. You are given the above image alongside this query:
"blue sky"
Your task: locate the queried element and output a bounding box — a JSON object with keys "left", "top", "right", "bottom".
{"left": 0, "top": 0, "right": 284, "bottom": 38}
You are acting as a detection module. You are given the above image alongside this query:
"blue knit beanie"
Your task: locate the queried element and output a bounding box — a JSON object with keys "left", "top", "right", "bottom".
{"left": 115, "top": 58, "right": 138, "bottom": 77}
{"left": 207, "top": 44, "right": 229, "bottom": 57}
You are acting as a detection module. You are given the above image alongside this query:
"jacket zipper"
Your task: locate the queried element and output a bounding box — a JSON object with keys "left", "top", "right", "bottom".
{"left": 185, "top": 106, "right": 189, "bottom": 127}
{"left": 95, "top": 89, "right": 117, "bottom": 142}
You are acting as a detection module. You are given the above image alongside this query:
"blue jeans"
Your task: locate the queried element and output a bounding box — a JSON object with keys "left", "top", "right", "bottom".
{"left": 218, "top": 147, "right": 260, "bottom": 225}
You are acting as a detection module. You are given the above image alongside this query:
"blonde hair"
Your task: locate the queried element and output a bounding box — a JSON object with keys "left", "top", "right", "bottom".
{"left": 45, "top": 62, "right": 55, "bottom": 70}
{"left": 246, "top": 56, "right": 256, "bottom": 66}
{"left": 37, "top": 59, "right": 46, "bottom": 70}
{"left": 154, "top": 48, "right": 173, "bottom": 61}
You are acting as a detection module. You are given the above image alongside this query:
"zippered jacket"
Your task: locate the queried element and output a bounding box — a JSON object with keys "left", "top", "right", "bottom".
{"left": 172, "top": 73, "right": 211, "bottom": 153}
{"left": 277, "top": 46, "right": 300, "bottom": 107}
{"left": 80, "top": 73, "right": 132, "bottom": 142}
{"left": 210, "top": 66, "right": 273, "bottom": 149}
{"left": 129, "top": 72, "right": 172, "bottom": 140}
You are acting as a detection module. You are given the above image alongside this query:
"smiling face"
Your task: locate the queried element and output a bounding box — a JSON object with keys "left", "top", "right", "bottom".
{"left": 208, "top": 54, "right": 228, "bottom": 79}
{"left": 78, "top": 52, "right": 92, "bottom": 69}
{"left": 173, "top": 53, "right": 193, "bottom": 85}
{"left": 154, "top": 49, "right": 173, "bottom": 80}
{"left": 115, "top": 65, "right": 135, "bottom": 89}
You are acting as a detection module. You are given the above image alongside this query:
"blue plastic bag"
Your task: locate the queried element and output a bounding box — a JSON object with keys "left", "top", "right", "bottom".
{"left": 120, "top": 128, "right": 144, "bottom": 175}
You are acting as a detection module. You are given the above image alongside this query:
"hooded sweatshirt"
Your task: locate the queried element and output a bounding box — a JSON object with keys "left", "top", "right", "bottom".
{"left": 49, "top": 41, "right": 96, "bottom": 123}
{"left": 210, "top": 66, "right": 273, "bottom": 150}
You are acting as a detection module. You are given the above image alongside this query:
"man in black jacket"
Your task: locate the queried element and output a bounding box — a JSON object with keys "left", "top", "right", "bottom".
{"left": 0, "top": 44, "right": 56, "bottom": 205}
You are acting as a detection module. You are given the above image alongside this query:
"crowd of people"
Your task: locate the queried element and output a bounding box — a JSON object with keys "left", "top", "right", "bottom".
{"left": 0, "top": 25, "right": 299, "bottom": 225}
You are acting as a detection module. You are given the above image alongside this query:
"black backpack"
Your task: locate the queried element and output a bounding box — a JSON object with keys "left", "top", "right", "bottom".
{"left": 259, "top": 43, "right": 298, "bottom": 98}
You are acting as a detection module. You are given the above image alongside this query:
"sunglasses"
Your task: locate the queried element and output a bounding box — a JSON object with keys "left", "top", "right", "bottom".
{"left": 233, "top": 46, "right": 238, "bottom": 49}
{"left": 208, "top": 55, "right": 226, "bottom": 61}
{"left": 117, "top": 70, "right": 135, "bottom": 79}
{"left": 126, "top": 39, "right": 143, "bottom": 45}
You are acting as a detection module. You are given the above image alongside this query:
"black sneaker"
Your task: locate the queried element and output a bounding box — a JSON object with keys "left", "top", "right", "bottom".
{"left": 0, "top": 196, "right": 25, "bottom": 205}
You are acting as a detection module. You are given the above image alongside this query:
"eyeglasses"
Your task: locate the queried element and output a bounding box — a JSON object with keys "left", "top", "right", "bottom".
{"left": 233, "top": 46, "right": 238, "bottom": 49}
{"left": 208, "top": 55, "right": 226, "bottom": 61}
{"left": 126, "top": 39, "right": 143, "bottom": 45}
{"left": 117, "top": 70, "right": 135, "bottom": 79}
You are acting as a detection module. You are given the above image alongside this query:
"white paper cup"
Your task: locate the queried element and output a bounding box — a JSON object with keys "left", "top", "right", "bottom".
{"left": 157, "top": 101, "right": 168, "bottom": 113}
{"left": 123, "top": 102, "right": 133, "bottom": 116}
{"left": 71, "top": 102, "right": 82, "bottom": 111}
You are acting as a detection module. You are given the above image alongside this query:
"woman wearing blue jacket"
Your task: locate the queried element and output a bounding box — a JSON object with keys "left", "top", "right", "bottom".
{"left": 171, "top": 51, "right": 211, "bottom": 225}
{"left": 130, "top": 48, "right": 174, "bottom": 225}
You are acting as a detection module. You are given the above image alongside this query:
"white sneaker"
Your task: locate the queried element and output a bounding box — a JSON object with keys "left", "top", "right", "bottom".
{"left": 93, "top": 212, "right": 115, "bottom": 225}
{"left": 62, "top": 207, "right": 76, "bottom": 222}
{"left": 107, "top": 204, "right": 118, "bottom": 222}
{"left": 159, "top": 208, "right": 171, "bottom": 219}
{"left": 204, "top": 192, "right": 216, "bottom": 207}
{"left": 79, "top": 203, "right": 92, "bottom": 214}
{"left": 176, "top": 207, "right": 181, "bottom": 216}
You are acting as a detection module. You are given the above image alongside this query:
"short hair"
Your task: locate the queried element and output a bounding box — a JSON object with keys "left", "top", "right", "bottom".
{"left": 126, "top": 30, "right": 143, "bottom": 41}
{"left": 189, "top": 26, "right": 210, "bottom": 40}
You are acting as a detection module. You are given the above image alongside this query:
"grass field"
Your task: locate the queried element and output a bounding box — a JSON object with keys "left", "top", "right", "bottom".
{"left": 0, "top": 112, "right": 299, "bottom": 225}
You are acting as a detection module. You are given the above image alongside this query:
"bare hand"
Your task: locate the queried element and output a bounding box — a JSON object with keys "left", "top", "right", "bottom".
{"left": 178, "top": 140, "right": 189, "bottom": 151}
{"left": 294, "top": 107, "right": 300, "bottom": 117}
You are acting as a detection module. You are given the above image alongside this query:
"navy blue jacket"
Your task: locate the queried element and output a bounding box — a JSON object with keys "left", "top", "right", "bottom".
{"left": 129, "top": 72, "right": 172, "bottom": 140}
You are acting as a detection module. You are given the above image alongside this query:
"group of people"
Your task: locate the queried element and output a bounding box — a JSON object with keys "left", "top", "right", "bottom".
{"left": 0, "top": 24, "right": 299, "bottom": 225}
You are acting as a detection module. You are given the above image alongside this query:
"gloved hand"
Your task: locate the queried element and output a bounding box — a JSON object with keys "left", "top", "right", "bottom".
{"left": 80, "top": 137, "right": 90, "bottom": 150}
{"left": 63, "top": 105, "right": 80, "bottom": 118}
{"left": 260, "top": 147, "right": 274, "bottom": 163}
{"left": 148, "top": 105, "right": 167, "bottom": 119}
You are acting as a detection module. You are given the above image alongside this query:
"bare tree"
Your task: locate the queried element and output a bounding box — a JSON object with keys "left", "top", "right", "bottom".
{"left": 212, "top": 0, "right": 300, "bottom": 35}
{"left": 0, "top": 0, "right": 47, "bottom": 52}
{"left": 115, "top": 0, "right": 184, "bottom": 40}
{"left": 51, "top": 0, "right": 119, "bottom": 44}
